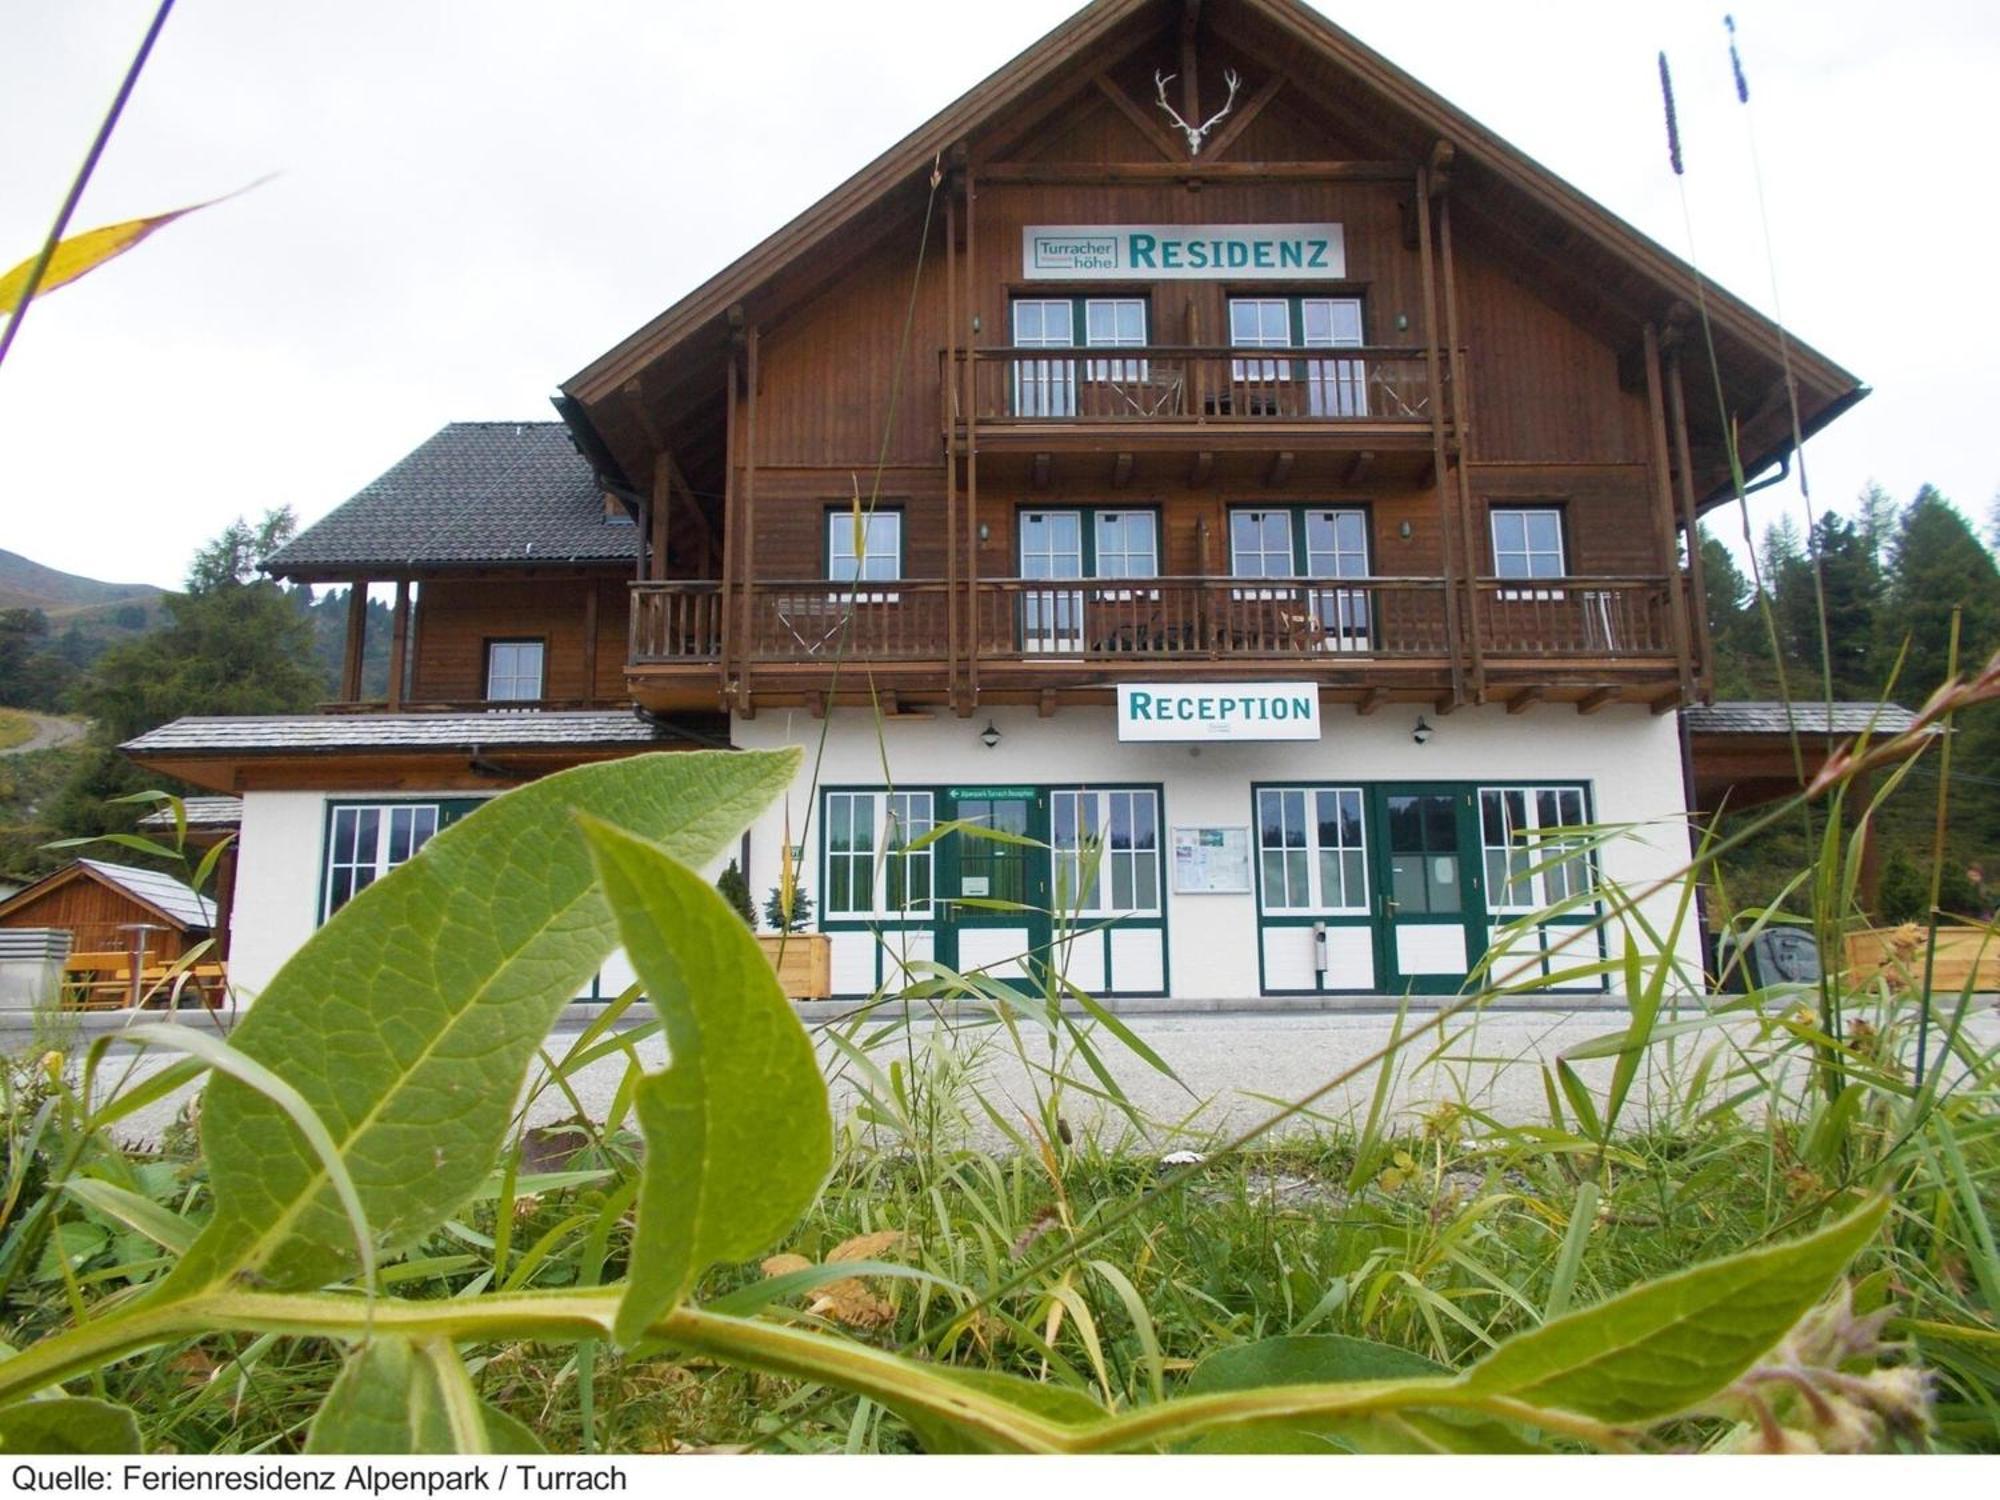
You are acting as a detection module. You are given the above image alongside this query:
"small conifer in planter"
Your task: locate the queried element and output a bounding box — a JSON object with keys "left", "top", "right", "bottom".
{"left": 764, "top": 884, "right": 814, "bottom": 934}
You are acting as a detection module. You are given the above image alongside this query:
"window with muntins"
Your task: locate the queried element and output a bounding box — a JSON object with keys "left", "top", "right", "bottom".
{"left": 1257, "top": 787, "right": 1368, "bottom": 913}
{"left": 324, "top": 803, "right": 439, "bottom": 920}
{"left": 828, "top": 510, "right": 902, "bottom": 583}
{"left": 1051, "top": 789, "right": 1161, "bottom": 917}
{"left": 1228, "top": 296, "right": 1366, "bottom": 414}
{"left": 1491, "top": 507, "right": 1566, "bottom": 580}
{"left": 1479, "top": 786, "right": 1590, "bottom": 912}
{"left": 824, "top": 790, "right": 934, "bottom": 919}
{"left": 1011, "top": 297, "right": 1149, "bottom": 414}
{"left": 486, "top": 640, "right": 544, "bottom": 701}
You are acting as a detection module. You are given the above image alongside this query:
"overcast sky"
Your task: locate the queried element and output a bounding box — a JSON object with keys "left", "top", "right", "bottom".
{"left": 2, "top": 0, "right": 1994, "bottom": 590}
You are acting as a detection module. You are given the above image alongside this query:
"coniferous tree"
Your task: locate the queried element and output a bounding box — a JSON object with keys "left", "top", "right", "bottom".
{"left": 1881, "top": 486, "right": 2000, "bottom": 700}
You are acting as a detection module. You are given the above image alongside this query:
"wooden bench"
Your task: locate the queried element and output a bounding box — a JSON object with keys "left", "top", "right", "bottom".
{"left": 58, "top": 953, "right": 228, "bottom": 1011}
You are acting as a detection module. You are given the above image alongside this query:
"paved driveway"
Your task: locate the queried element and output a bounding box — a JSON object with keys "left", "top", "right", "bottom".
{"left": 76, "top": 1001, "right": 1999, "bottom": 1152}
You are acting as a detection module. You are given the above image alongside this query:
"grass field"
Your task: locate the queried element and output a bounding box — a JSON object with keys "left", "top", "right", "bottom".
{"left": 0, "top": 708, "right": 37, "bottom": 752}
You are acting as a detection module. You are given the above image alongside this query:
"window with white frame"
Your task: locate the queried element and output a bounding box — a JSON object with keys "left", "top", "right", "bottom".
{"left": 1490, "top": 507, "right": 1566, "bottom": 580}
{"left": 1050, "top": 789, "right": 1160, "bottom": 916}
{"left": 324, "top": 803, "right": 439, "bottom": 920}
{"left": 1091, "top": 510, "right": 1158, "bottom": 579}
{"left": 1229, "top": 297, "right": 1365, "bottom": 415}
{"left": 1478, "top": 786, "right": 1590, "bottom": 913}
{"left": 824, "top": 790, "right": 934, "bottom": 919}
{"left": 828, "top": 510, "right": 902, "bottom": 584}
{"left": 1257, "top": 787, "right": 1368, "bottom": 913}
{"left": 486, "top": 640, "right": 544, "bottom": 701}
{"left": 1083, "top": 297, "right": 1148, "bottom": 382}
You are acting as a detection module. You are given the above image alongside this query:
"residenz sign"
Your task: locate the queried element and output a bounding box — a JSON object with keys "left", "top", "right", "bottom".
{"left": 1023, "top": 223, "right": 1347, "bottom": 281}
{"left": 1116, "top": 683, "right": 1322, "bottom": 742}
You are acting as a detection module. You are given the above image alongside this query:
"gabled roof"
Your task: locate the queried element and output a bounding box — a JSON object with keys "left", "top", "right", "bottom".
{"left": 560, "top": 0, "right": 1861, "bottom": 503}
{"left": 262, "top": 423, "right": 638, "bottom": 581}
{"left": 0, "top": 859, "right": 215, "bottom": 932}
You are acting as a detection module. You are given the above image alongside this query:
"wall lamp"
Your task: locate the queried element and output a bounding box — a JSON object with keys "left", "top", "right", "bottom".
{"left": 980, "top": 720, "right": 1002, "bottom": 749}
{"left": 1412, "top": 715, "right": 1434, "bottom": 746}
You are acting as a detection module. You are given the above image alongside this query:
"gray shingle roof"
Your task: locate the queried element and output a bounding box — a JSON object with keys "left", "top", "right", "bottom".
{"left": 1683, "top": 701, "right": 1918, "bottom": 736}
{"left": 76, "top": 859, "right": 216, "bottom": 929}
{"left": 262, "top": 423, "right": 638, "bottom": 576}
{"left": 137, "top": 797, "right": 243, "bottom": 830}
{"left": 122, "top": 711, "right": 681, "bottom": 756}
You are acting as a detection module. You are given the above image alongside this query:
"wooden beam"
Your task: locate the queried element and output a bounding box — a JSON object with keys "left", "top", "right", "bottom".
{"left": 1343, "top": 450, "right": 1375, "bottom": 485}
{"left": 1111, "top": 451, "right": 1134, "bottom": 489}
{"left": 1039, "top": 688, "right": 1057, "bottom": 719}
{"left": 1357, "top": 686, "right": 1389, "bottom": 716}
{"left": 386, "top": 581, "right": 409, "bottom": 710}
{"left": 1200, "top": 74, "right": 1284, "bottom": 162}
{"left": 1032, "top": 452, "right": 1051, "bottom": 490}
{"left": 1577, "top": 685, "right": 1619, "bottom": 715}
{"left": 1506, "top": 685, "right": 1544, "bottom": 715}
{"left": 719, "top": 352, "right": 738, "bottom": 687}
{"left": 1179, "top": 0, "right": 1201, "bottom": 121}
{"left": 977, "top": 160, "right": 1416, "bottom": 183}
{"left": 1414, "top": 164, "right": 1465, "bottom": 709}
{"left": 1092, "top": 74, "right": 1184, "bottom": 163}
{"left": 1439, "top": 197, "right": 1483, "bottom": 700}
{"left": 1666, "top": 347, "right": 1713, "bottom": 701}
{"left": 1264, "top": 450, "right": 1294, "bottom": 487}
{"left": 1649, "top": 689, "right": 1683, "bottom": 715}
{"left": 340, "top": 583, "right": 367, "bottom": 702}
{"left": 1642, "top": 322, "right": 1696, "bottom": 701}
{"left": 738, "top": 326, "right": 760, "bottom": 678}
{"left": 1432, "top": 695, "right": 1456, "bottom": 717}
{"left": 1187, "top": 450, "right": 1214, "bottom": 487}
{"left": 1426, "top": 138, "right": 1456, "bottom": 196}
{"left": 582, "top": 582, "right": 599, "bottom": 704}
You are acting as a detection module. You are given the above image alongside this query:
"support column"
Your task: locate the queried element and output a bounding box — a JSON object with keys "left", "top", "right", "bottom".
{"left": 719, "top": 351, "right": 739, "bottom": 706}
{"left": 1414, "top": 165, "right": 1465, "bottom": 707}
{"left": 340, "top": 581, "right": 367, "bottom": 702}
{"left": 738, "top": 325, "right": 760, "bottom": 689}
{"left": 1665, "top": 346, "right": 1714, "bottom": 702}
{"left": 1641, "top": 322, "right": 1695, "bottom": 701}
{"left": 583, "top": 582, "right": 599, "bottom": 706}
{"left": 386, "top": 580, "right": 409, "bottom": 709}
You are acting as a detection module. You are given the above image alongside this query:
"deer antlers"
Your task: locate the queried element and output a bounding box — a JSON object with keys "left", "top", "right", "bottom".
{"left": 1153, "top": 68, "right": 1242, "bottom": 156}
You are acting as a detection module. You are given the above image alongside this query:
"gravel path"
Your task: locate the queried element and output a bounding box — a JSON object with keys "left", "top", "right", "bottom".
{"left": 0, "top": 711, "right": 87, "bottom": 756}
{"left": 73, "top": 1002, "right": 2000, "bottom": 1152}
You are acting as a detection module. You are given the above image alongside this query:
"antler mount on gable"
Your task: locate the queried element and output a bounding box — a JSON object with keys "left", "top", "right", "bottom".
{"left": 1154, "top": 67, "right": 1242, "bottom": 157}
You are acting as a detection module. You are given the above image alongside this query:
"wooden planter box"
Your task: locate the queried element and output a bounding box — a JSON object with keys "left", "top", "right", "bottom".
{"left": 758, "top": 933, "right": 832, "bottom": 1000}
{"left": 1845, "top": 924, "right": 2000, "bottom": 994}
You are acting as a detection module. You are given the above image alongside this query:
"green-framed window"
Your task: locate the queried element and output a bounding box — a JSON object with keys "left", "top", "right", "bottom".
{"left": 824, "top": 789, "right": 934, "bottom": 919}
{"left": 1479, "top": 785, "right": 1591, "bottom": 913}
{"left": 321, "top": 798, "right": 484, "bottom": 922}
{"left": 1256, "top": 786, "right": 1369, "bottom": 914}
{"left": 1011, "top": 296, "right": 1150, "bottom": 414}
{"left": 1228, "top": 295, "right": 1366, "bottom": 415}
{"left": 1051, "top": 788, "right": 1161, "bottom": 917}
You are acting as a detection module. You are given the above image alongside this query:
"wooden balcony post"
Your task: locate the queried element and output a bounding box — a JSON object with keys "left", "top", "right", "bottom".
{"left": 964, "top": 163, "right": 981, "bottom": 711}
{"left": 340, "top": 580, "right": 367, "bottom": 702}
{"left": 739, "top": 325, "right": 760, "bottom": 693}
{"left": 719, "top": 351, "right": 739, "bottom": 701}
{"left": 1414, "top": 164, "right": 1466, "bottom": 706}
{"left": 386, "top": 580, "right": 409, "bottom": 710}
{"left": 945, "top": 183, "right": 960, "bottom": 712}
{"left": 1665, "top": 346, "right": 1714, "bottom": 702}
{"left": 1437, "top": 191, "right": 1483, "bottom": 699}
{"left": 583, "top": 581, "right": 599, "bottom": 705}
{"left": 1642, "top": 322, "right": 1695, "bottom": 702}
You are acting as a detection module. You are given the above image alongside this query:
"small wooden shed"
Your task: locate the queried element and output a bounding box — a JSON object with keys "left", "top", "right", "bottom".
{"left": 0, "top": 858, "right": 217, "bottom": 964}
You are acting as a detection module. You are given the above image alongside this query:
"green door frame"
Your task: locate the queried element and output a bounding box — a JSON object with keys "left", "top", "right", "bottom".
{"left": 1372, "top": 783, "right": 1488, "bottom": 996}
{"left": 937, "top": 785, "right": 1050, "bottom": 994}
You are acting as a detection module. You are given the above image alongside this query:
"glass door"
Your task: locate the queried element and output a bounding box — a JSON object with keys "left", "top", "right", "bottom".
{"left": 1019, "top": 510, "right": 1085, "bottom": 653}
{"left": 1301, "top": 297, "right": 1366, "bottom": 416}
{"left": 1303, "top": 508, "right": 1372, "bottom": 651}
{"left": 1012, "top": 299, "right": 1075, "bottom": 417}
{"left": 942, "top": 790, "right": 1050, "bottom": 992}
{"left": 1374, "top": 786, "right": 1485, "bottom": 995}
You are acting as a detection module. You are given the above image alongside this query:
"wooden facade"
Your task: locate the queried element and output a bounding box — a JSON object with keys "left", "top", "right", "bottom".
{"left": 0, "top": 866, "right": 209, "bottom": 964}
{"left": 556, "top": 0, "right": 1857, "bottom": 724}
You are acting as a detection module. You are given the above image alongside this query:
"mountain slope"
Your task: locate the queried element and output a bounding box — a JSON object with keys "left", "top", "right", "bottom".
{"left": 0, "top": 548, "right": 163, "bottom": 620}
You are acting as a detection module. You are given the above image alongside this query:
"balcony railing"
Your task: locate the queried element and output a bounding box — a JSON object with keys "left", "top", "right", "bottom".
{"left": 630, "top": 576, "right": 1675, "bottom": 669}
{"left": 945, "top": 345, "right": 1443, "bottom": 428}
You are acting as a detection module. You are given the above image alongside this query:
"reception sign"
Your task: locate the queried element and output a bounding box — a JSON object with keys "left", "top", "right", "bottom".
{"left": 1116, "top": 683, "right": 1321, "bottom": 742}
{"left": 1023, "top": 224, "right": 1346, "bottom": 281}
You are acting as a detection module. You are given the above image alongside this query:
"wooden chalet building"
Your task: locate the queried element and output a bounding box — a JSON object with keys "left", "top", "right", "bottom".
{"left": 125, "top": 0, "right": 1868, "bottom": 1002}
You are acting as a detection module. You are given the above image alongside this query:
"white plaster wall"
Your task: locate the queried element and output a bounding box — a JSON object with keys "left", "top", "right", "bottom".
{"left": 732, "top": 703, "right": 1706, "bottom": 1000}
{"left": 230, "top": 791, "right": 333, "bottom": 999}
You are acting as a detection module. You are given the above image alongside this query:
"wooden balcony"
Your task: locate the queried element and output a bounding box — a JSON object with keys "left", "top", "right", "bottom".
{"left": 944, "top": 345, "right": 1447, "bottom": 467}
{"left": 628, "top": 575, "right": 1687, "bottom": 714}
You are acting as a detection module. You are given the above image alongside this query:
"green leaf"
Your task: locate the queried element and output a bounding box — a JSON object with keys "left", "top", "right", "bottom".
{"left": 307, "top": 1339, "right": 537, "bottom": 1454}
{"left": 163, "top": 750, "right": 798, "bottom": 1296}
{"left": 1458, "top": 1196, "right": 1887, "bottom": 1422}
{"left": 32, "top": 1223, "right": 109, "bottom": 1283}
{"left": 61, "top": 1179, "right": 197, "bottom": 1255}
{"left": 580, "top": 818, "right": 830, "bottom": 1344}
{"left": 1179, "top": 1334, "right": 1460, "bottom": 1453}
{"left": 0, "top": 1397, "right": 142, "bottom": 1454}
{"left": 895, "top": 1367, "right": 1106, "bottom": 1454}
